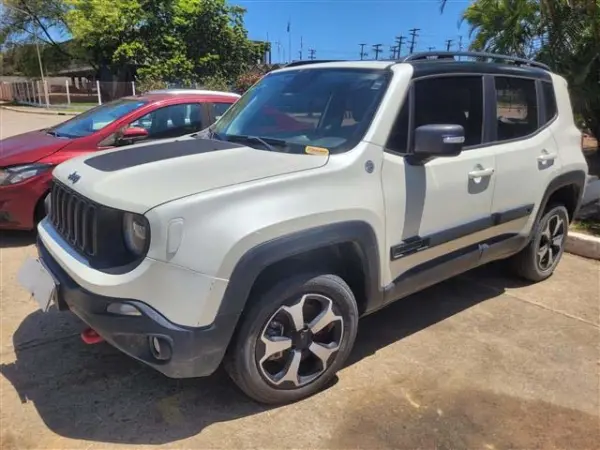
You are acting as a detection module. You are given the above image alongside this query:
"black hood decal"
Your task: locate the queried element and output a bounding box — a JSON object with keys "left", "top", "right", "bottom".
{"left": 85, "top": 138, "right": 243, "bottom": 172}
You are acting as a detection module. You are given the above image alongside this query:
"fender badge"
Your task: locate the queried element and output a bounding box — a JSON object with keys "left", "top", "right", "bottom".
{"left": 67, "top": 171, "right": 81, "bottom": 184}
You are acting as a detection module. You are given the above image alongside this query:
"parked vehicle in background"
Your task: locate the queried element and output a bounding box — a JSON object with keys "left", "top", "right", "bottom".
{"left": 18, "top": 52, "right": 589, "bottom": 405}
{"left": 0, "top": 89, "right": 240, "bottom": 230}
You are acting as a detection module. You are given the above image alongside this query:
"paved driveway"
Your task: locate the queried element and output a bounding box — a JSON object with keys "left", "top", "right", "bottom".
{"left": 1, "top": 110, "right": 598, "bottom": 449}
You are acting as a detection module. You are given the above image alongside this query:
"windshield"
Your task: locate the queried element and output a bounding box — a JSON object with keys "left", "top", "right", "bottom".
{"left": 211, "top": 68, "right": 390, "bottom": 154}
{"left": 50, "top": 98, "right": 147, "bottom": 138}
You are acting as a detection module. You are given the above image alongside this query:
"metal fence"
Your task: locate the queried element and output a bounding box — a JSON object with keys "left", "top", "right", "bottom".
{"left": 0, "top": 79, "right": 137, "bottom": 110}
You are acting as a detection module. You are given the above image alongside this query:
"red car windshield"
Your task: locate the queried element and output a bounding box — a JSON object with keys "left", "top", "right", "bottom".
{"left": 50, "top": 98, "right": 147, "bottom": 139}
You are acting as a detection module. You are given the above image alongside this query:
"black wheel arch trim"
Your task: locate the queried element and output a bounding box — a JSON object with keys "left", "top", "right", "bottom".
{"left": 217, "top": 221, "right": 383, "bottom": 321}
{"left": 538, "top": 170, "right": 587, "bottom": 223}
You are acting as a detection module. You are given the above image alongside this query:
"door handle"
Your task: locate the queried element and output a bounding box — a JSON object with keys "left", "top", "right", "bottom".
{"left": 468, "top": 167, "right": 495, "bottom": 179}
{"left": 537, "top": 152, "right": 557, "bottom": 162}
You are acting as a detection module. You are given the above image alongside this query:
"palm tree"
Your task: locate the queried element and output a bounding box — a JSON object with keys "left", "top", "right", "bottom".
{"left": 440, "top": 0, "right": 600, "bottom": 142}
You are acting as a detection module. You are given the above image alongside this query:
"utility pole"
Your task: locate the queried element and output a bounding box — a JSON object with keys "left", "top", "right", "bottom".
{"left": 445, "top": 39, "right": 454, "bottom": 51}
{"left": 359, "top": 43, "right": 368, "bottom": 60}
{"left": 408, "top": 28, "right": 420, "bottom": 54}
{"left": 372, "top": 44, "right": 383, "bottom": 60}
{"left": 390, "top": 45, "right": 399, "bottom": 59}
{"left": 395, "top": 35, "right": 406, "bottom": 58}
{"left": 458, "top": 35, "right": 463, "bottom": 51}
{"left": 308, "top": 48, "right": 316, "bottom": 60}
{"left": 428, "top": 46, "right": 435, "bottom": 51}
{"left": 300, "top": 36, "right": 303, "bottom": 60}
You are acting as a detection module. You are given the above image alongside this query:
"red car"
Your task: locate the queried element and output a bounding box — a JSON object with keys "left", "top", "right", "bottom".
{"left": 0, "top": 89, "right": 240, "bottom": 230}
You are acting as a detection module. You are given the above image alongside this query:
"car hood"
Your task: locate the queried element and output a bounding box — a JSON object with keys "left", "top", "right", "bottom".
{"left": 0, "top": 130, "right": 71, "bottom": 166}
{"left": 52, "top": 136, "right": 329, "bottom": 213}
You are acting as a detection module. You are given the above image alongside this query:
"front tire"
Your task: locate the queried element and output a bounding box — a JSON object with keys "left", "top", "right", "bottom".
{"left": 225, "top": 273, "right": 359, "bottom": 404}
{"left": 511, "top": 204, "right": 569, "bottom": 282}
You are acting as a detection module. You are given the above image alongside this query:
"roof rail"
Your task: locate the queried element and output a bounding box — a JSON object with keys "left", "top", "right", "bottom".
{"left": 284, "top": 59, "right": 342, "bottom": 68}
{"left": 402, "top": 51, "right": 550, "bottom": 71}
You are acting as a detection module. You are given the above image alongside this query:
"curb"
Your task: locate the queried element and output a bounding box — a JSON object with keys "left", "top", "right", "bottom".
{"left": 0, "top": 105, "right": 78, "bottom": 116}
{"left": 565, "top": 231, "right": 600, "bottom": 260}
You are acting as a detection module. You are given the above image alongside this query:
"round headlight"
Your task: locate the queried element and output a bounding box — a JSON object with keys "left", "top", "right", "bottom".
{"left": 123, "top": 212, "right": 149, "bottom": 256}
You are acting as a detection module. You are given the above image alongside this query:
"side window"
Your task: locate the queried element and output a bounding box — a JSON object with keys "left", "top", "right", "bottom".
{"left": 494, "top": 77, "right": 538, "bottom": 141}
{"left": 414, "top": 76, "right": 484, "bottom": 147}
{"left": 129, "top": 103, "right": 204, "bottom": 139}
{"left": 542, "top": 81, "right": 557, "bottom": 124}
{"left": 212, "top": 102, "right": 233, "bottom": 121}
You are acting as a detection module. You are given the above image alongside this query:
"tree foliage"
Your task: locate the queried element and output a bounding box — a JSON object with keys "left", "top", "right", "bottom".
{"left": 2, "top": 0, "right": 265, "bottom": 90}
{"left": 442, "top": 0, "right": 600, "bottom": 142}
{"left": 66, "top": 0, "right": 264, "bottom": 85}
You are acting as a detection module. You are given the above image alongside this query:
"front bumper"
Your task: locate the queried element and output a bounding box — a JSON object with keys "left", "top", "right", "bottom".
{"left": 37, "top": 238, "right": 239, "bottom": 378}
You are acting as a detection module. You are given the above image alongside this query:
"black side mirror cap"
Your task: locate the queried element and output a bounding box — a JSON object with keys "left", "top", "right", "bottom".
{"left": 413, "top": 124, "right": 465, "bottom": 158}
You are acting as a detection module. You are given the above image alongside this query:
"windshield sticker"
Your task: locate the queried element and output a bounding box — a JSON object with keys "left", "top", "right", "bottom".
{"left": 305, "top": 146, "right": 329, "bottom": 156}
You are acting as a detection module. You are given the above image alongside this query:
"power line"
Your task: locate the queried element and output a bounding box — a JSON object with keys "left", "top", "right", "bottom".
{"left": 445, "top": 39, "right": 454, "bottom": 51}
{"left": 408, "top": 28, "right": 420, "bottom": 54}
{"left": 395, "top": 35, "right": 406, "bottom": 58}
{"left": 359, "top": 43, "right": 368, "bottom": 60}
{"left": 372, "top": 43, "right": 383, "bottom": 60}
{"left": 308, "top": 48, "right": 316, "bottom": 60}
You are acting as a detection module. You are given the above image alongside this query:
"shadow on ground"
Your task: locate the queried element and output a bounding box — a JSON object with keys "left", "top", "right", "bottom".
{"left": 0, "top": 230, "right": 36, "bottom": 248}
{"left": 1, "top": 263, "right": 534, "bottom": 445}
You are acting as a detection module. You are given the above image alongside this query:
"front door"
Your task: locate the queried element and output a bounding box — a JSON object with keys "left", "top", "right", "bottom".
{"left": 382, "top": 74, "right": 497, "bottom": 302}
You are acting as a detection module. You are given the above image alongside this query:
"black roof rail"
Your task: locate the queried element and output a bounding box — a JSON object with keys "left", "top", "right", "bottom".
{"left": 402, "top": 51, "right": 550, "bottom": 71}
{"left": 284, "top": 59, "right": 342, "bottom": 68}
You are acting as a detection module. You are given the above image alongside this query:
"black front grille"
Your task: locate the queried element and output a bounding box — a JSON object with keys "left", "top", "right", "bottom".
{"left": 50, "top": 182, "right": 98, "bottom": 256}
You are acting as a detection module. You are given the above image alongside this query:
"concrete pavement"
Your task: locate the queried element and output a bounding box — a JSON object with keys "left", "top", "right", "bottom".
{"left": 0, "top": 109, "right": 598, "bottom": 449}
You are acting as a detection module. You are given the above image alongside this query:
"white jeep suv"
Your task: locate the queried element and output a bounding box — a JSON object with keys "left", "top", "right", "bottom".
{"left": 19, "top": 52, "right": 589, "bottom": 404}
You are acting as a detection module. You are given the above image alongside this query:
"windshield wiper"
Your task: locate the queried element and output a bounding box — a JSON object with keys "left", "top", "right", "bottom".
{"left": 226, "top": 134, "right": 287, "bottom": 152}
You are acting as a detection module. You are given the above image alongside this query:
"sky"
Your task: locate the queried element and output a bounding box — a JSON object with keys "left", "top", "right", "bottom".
{"left": 239, "top": 0, "right": 474, "bottom": 63}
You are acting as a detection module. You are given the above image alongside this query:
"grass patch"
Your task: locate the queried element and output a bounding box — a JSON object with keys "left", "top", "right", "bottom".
{"left": 571, "top": 219, "right": 600, "bottom": 237}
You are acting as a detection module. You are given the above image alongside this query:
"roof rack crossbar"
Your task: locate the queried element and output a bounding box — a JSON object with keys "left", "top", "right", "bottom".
{"left": 284, "top": 59, "right": 342, "bottom": 68}
{"left": 402, "top": 51, "right": 550, "bottom": 71}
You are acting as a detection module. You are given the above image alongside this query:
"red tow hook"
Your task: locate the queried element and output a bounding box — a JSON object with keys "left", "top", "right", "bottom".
{"left": 81, "top": 327, "right": 104, "bottom": 345}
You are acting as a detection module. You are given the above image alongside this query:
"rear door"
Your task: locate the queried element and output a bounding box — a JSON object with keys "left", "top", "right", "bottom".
{"left": 487, "top": 76, "right": 562, "bottom": 238}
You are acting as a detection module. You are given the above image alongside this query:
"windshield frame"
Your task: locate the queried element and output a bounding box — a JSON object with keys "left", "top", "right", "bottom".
{"left": 49, "top": 98, "right": 149, "bottom": 139}
{"left": 211, "top": 67, "right": 392, "bottom": 154}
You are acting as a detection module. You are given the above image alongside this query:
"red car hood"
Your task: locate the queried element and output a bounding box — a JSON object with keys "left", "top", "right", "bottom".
{"left": 0, "top": 130, "right": 71, "bottom": 166}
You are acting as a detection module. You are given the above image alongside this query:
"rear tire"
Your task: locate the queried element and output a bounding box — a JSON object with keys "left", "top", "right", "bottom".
{"left": 510, "top": 204, "right": 569, "bottom": 282}
{"left": 225, "top": 273, "right": 359, "bottom": 405}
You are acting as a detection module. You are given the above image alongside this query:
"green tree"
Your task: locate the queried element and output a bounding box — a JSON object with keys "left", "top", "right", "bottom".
{"left": 66, "top": 0, "right": 263, "bottom": 88}
{"left": 0, "top": 0, "right": 72, "bottom": 58}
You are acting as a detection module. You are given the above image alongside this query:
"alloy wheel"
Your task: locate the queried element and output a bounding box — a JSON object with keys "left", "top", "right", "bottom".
{"left": 256, "top": 293, "right": 344, "bottom": 389}
{"left": 537, "top": 213, "right": 565, "bottom": 271}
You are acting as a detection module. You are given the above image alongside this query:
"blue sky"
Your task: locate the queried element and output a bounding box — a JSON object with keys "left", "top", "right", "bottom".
{"left": 240, "top": 0, "right": 474, "bottom": 63}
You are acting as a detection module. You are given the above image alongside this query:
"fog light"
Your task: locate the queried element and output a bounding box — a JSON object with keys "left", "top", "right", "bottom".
{"left": 149, "top": 336, "right": 172, "bottom": 361}
{"left": 106, "top": 302, "right": 142, "bottom": 316}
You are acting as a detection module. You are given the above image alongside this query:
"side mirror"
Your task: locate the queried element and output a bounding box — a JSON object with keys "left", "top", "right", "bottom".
{"left": 119, "top": 126, "right": 149, "bottom": 144}
{"left": 413, "top": 124, "right": 465, "bottom": 158}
